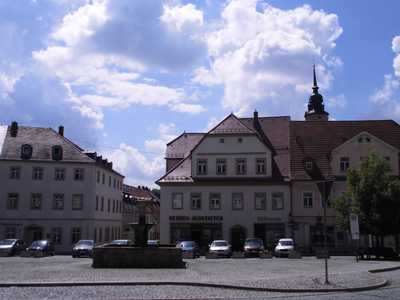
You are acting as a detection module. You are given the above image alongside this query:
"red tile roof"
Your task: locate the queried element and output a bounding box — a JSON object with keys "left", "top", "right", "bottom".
{"left": 290, "top": 120, "right": 400, "bottom": 180}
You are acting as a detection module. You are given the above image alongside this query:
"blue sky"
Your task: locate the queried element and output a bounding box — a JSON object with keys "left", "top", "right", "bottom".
{"left": 1, "top": 0, "right": 400, "bottom": 186}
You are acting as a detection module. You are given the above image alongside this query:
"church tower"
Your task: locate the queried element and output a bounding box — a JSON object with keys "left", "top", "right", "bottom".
{"left": 304, "top": 65, "right": 329, "bottom": 121}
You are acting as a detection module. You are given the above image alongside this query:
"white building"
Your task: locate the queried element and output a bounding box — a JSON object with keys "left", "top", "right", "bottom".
{"left": 0, "top": 122, "right": 124, "bottom": 253}
{"left": 157, "top": 113, "right": 291, "bottom": 251}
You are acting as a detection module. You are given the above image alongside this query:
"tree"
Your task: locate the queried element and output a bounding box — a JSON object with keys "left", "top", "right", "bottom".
{"left": 333, "top": 153, "right": 400, "bottom": 249}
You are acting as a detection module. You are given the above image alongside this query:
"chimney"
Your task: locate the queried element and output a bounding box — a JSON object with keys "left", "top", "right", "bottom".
{"left": 58, "top": 126, "right": 64, "bottom": 136}
{"left": 10, "top": 121, "right": 18, "bottom": 137}
{"left": 253, "top": 110, "right": 260, "bottom": 129}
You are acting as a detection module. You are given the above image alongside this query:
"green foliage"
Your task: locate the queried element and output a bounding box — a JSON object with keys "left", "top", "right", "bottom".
{"left": 333, "top": 153, "right": 400, "bottom": 236}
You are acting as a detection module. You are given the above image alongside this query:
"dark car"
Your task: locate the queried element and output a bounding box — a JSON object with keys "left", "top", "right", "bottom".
{"left": 72, "top": 240, "right": 94, "bottom": 258}
{"left": 26, "top": 240, "right": 55, "bottom": 256}
{"left": 244, "top": 238, "right": 265, "bottom": 257}
{"left": 107, "top": 239, "right": 134, "bottom": 247}
{"left": 0, "top": 239, "right": 26, "bottom": 256}
{"left": 177, "top": 241, "right": 200, "bottom": 257}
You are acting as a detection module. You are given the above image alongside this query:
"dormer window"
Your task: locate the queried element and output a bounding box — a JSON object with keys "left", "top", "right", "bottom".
{"left": 52, "top": 145, "right": 63, "bottom": 161}
{"left": 305, "top": 159, "right": 313, "bottom": 171}
{"left": 21, "top": 144, "right": 33, "bottom": 159}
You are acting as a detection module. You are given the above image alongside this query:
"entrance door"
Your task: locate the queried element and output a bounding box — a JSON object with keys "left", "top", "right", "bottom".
{"left": 230, "top": 225, "right": 247, "bottom": 251}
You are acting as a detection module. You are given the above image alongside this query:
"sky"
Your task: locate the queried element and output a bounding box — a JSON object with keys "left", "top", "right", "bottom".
{"left": 1, "top": 0, "right": 400, "bottom": 187}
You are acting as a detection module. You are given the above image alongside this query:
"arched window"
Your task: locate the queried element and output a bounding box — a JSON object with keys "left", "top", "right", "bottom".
{"left": 20, "top": 144, "right": 33, "bottom": 159}
{"left": 52, "top": 145, "right": 63, "bottom": 161}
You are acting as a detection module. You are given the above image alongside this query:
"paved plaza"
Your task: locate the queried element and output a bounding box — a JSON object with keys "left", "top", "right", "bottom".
{"left": 1, "top": 256, "right": 400, "bottom": 299}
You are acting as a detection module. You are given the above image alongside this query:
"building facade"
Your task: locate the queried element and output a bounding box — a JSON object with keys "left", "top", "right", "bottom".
{"left": 122, "top": 184, "right": 160, "bottom": 242}
{"left": 0, "top": 123, "right": 124, "bottom": 253}
{"left": 157, "top": 67, "right": 400, "bottom": 253}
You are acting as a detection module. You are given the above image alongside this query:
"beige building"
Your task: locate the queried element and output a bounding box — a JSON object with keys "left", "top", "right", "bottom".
{"left": 157, "top": 68, "right": 400, "bottom": 253}
{"left": 0, "top": 122, "right": 124, "bottom": 253}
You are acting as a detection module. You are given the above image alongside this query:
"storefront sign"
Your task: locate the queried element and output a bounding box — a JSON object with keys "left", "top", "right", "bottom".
{"left": 169, "top": 216, "right": 223, "bottom": 223}
{"left": 256, "top": 217, "right": 281, "bottom": 223}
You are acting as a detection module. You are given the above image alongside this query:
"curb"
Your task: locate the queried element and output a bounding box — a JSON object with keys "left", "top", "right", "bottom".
{"left": 369, "top": 266, "right": 400, "bottom": 273}
{"left": 0, "top": 279, "right": 388, "bottom": 293}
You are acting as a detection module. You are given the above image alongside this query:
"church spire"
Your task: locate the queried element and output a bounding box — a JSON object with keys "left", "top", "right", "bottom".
{"left": 304, "top": 65, "right": 329, "bottom": 121}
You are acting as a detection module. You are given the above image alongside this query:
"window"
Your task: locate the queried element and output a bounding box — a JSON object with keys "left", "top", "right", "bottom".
{"left": 236, "top": 158, "right": 246, "bottom": 175}
{"left": 256, "top": 158, "right": 266, "bottom": 175}
{"left": 97, "top": 171, "right": 100, "bottom": 183}
{"left": 112, "top": 199, "right": 115, "bottom": 213}
{"left": 5, "top": 227, "right": 16, "bottom": 239}
{"left": 71, "top": 227, "right": 81, "bottom": 244}
{"left": 113, "top": 178, "right": 116, "bottom": 188}
{"left": 210, "top": 193, "right": 221, "bottom": 210}
{"left": 219, "top": 138, "right": 224, "bottom": 143}
{"left": 238, "top": 137, "right": 243, "bottom": 143}
{"left": 255, "top": 192, "right": 266, "bottom": 210}
{"left": 96, "top": 196, "right": 99, "bottom": 211}
{"left": 53, "top": 194, "right": 64, "bottom": 210}
{"left": 172, "top": 193, "right": 183, "bottom": 209}
{"left": 305, "top": 160, "right": 313, "bottom": 171}
{"left": 52, "top": 228, "right": 62, "bottom": 244}
{"left": 74, "top": 168, "right": 84, "bottom": 181}
{"left": 54, "top": 168, "right": 65, "bottom": 181}
{"left": 107, "top": 198, "right": 111, "bottom": 212}
{"left": 216, "top": 159, "right": 227, "bottom": 175}
{"left": 303, "top": 192, "right": 313, "bottom": 208}
{"left": 31, "top": 193, "right": 42, "bottom": 209}
{"left": 105, "top": 227, "right": 110, "bottom": 241}
{"left": 72, "top": 194, "right": 83, "bottom": 210}
{"left": 232, "top": 193, "right": 244, "bottom": 210}
{"left": 340, "top": 157, "right": 349, "bottom": 172}
{"left": 7, "top": 193, "right": 18, "bottom": 210}
{"left": 51, "top": 145, "right": 63, "bottom": 161}
{"left": 197, "top": 159, "right": 207, "bottom": 175}
{"left": 9, "top": 166, "right": 21, "bottom": 179}
{"left": 102, "top": 173, "right": 105, "bottom": 184}
{"left": 101, "top": 196, "right": 104, "bottom": 211}
{"left": 99, "top": 228, "right": 103, "bottom": 242}
{"left": 20, "top": 144, "right": 33, "bottom": 159}
{"left": 108, "top": 176, "right": 111, "bottom": 187}
{"left": 272, "top": 192, "right": 284, "bottom": 210}
{"left": 190, "top": 193, "right": 201, "bottom": 210}
{"left": 32, "top": 167, "right": 44, "bottom": 180}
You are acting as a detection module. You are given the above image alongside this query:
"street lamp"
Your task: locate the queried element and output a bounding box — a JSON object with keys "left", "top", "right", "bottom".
{"left": 316, "top": 180, "right": 333, "bottom": 285}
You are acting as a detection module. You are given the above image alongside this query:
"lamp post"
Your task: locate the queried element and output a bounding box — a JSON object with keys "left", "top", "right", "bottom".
{"left": 316, "top": 180, "right": 333, "bottom": 285}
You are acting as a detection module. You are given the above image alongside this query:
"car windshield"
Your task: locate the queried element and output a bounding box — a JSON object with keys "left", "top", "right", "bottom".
{"left": 31, "top": 241, "right": 47, "bottom": 247}
{"left": 280, "top": 241, "right": 293, "bottom": 246}
{"left": 245, "top": 239, "right": 263, "bottom": 246}
{"left": 181, "top": 241, "right": 195, "bottom": 247}
{"left": 76, "top": 240, "right": 93, "bottom": 246}
{"left": 0, "top": 239, "right": 15, "bottom": 246}
{"left": 213, "top": 241, "right": 228, "bottom": 247}
{"left": 111, "top": 240, "right": 127, "bottom": 244}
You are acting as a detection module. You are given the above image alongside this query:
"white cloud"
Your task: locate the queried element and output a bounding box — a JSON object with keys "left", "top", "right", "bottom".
{"left": 191, "top": 67, "right": 221, "bottom": 86}
{"left": 370, "top": 35, "right": 400, "bottom": 120}
{"left": 161, "top": 3, "right": 203, "bottom": 33}
{"left": 103, "top": 123, "right": 178, "bottom": 187}
{"left": 326, "top": 94, "right": 346, "bottom": 108}
{"left": 196, "top": 0, "right": 343, "bottom": 117}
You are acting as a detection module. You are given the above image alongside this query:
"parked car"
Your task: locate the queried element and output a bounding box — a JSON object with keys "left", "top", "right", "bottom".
{"left": 147, "top": 240, "right": 160, "bottom": 247}
{"left": 177, "top": 241, "right": 200, "bottom": 257}
{"left": 26, "top": 240, "right": 55, "bottom": 256}
{"left": 209, "top": 240, "right": 232, "bottom": 258}
{"left": 0, "top": 239, "right": 26, "bottom": 256}
{"left": 244, "top": 238, "right": 264, "bottom": 257}
{"left": 72, "top": 240, "right": 94, "bottom": 258}
{"left": 107, "top": 239, "right": 134, "bottom": 247}
{"left": 274, "top": 238, "right": 294, "bottom": 257}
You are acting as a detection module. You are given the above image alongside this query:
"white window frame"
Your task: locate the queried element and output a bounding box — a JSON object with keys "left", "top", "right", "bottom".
{"left": 54, "top": 168, "right": 65, "bottom": 181}
{"left": 9, "top": 166, "right": 21, "bottom": 180}
{"left": 32, "top": 167, "right": 43, "bottom": 180}
{"left": 209, "top": 193, "right": 221, "bottom": 210}
{"left": 7, "top": 193, "right": 19, "bottom": 210}
{"left": 53, "top": 194, "right": 64, "bottom": 210}
{"left": 72, "top": 194, "right": 83, "bottom": 210}
{"left": 236, "top": 158, "right": 247, "bottom": 175}
{"left": 339, "top": 157, "right": 349, "bottom": 172}
{"left": 216, "top": 158, "right": 227, "bottom": 175}
{"left": 255, "top": 192, "right": 266, "bottom": 210}
{"left": 190, "top": 193, "right": 201, "bottom": 210}
{"left": 272, "top": 192, "right": 284, "bottom": 210}
{"left": 232, "top": 193, "right": 244, "bottom": 210}
{"left": 172, "top": 193, "right": 183, "bottom": 209}
{"left": 30, "top": 193, "right": 42, "bottom": 209}
{"left": 303, "top": 191, "right": 313, "bottom": 208}
{"left": 197, "top": 159, "right": 208, "bottom": 175}
{"left": 256, "top": 158, "right": 266, "bottom": 175}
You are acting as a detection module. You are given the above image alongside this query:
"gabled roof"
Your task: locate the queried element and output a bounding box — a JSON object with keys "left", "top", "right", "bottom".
{"left": 123, "top": 184, "right": 159, "bottom": 202}
{"left": 0, "top": 125, "right": 93, "bottom": 162}
{"left": 157, "top": 114, "right": 291, "bottom": 184}
{"left": 166, "top": 133, "right": 204, "bottom": 159}
{"left": 290, "top": 120, "right": 400, "bottom": 180}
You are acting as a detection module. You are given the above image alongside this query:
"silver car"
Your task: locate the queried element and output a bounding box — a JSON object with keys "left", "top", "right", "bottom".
{"left": 274, "top": 238, "right": 294, "bottom": 257}
{"left": 0, "top": 239, "right": 25, "bottom": 256}
{"left": 209, "top": 240, "right": 232, "bottom": 258}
